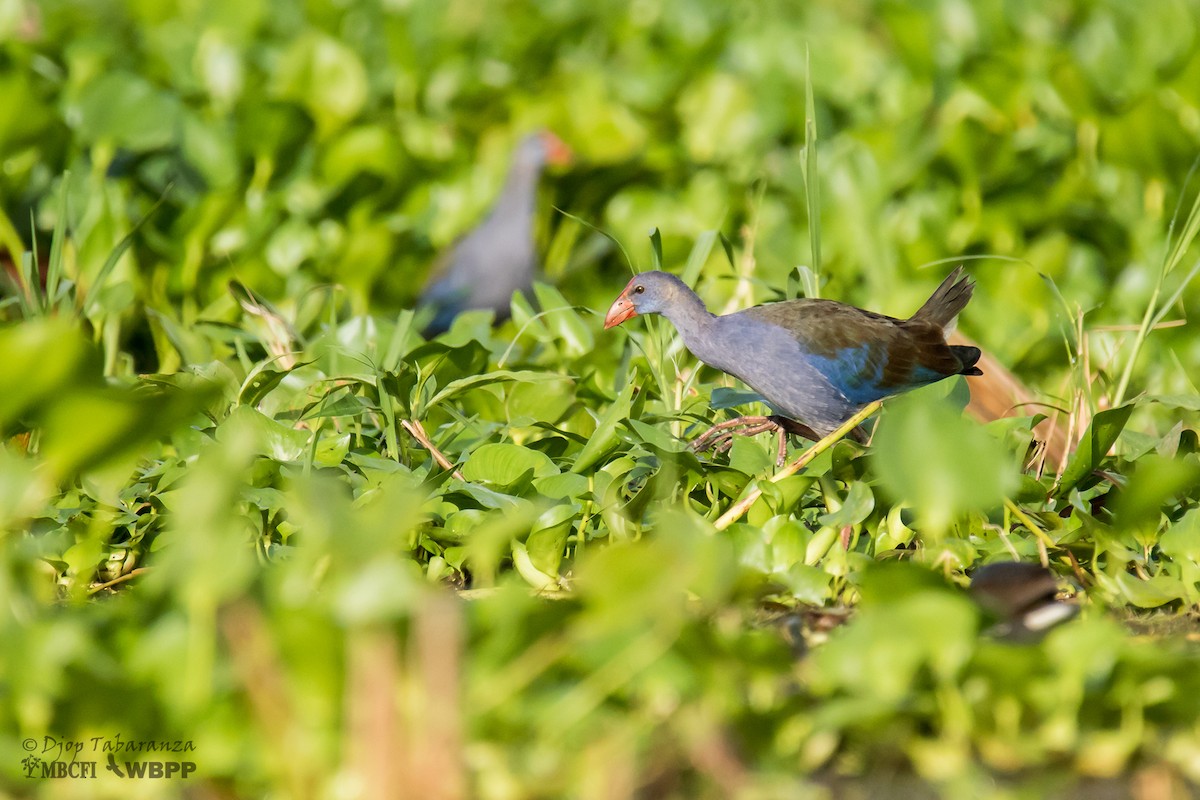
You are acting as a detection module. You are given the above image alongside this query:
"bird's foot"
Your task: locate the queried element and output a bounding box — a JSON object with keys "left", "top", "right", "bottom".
{"left": 690, "top": 415, "right": 822, "bottom": 467}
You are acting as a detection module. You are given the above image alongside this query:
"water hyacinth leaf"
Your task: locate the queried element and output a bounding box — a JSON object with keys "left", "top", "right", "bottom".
{"left": 505, "top": 378, "right": 576, "bottom": 426}
{"left": 817, "top": 481, "right": 875, "bottom": 529}
{"left": 333, "top": 556, "right": 424, "bottom": 624}
{"left": 572, "top": 382, "right": 635, "bottom": 473}
{"left": 39, "top": 382, "right": 215, "bottom": 480}
{"left": 871, "top": 387, "right": 1018, "bottom": 534}
{"left": 313, "top": 433, "right": 351, "bottom": 468}
{"left": 782, "top": 564, "right": 831, "bottom": 604}
{"left": 1147, "top": 395, "right": 1200, "bottom": 411}
{"left": 461, "top": 443, "right": 558, "bottom": 489}
{"left": 0, "top": 319, "right": 102, "bottom": 428}
{"left": 727, "top": 435, "right": 773, "bottom": 476}
{"left": 710, "top": 386, "right": 768, "bottom": 411}
{"left": 532, "top": 472, "right": 589, "bottom": 500}
{"left": 729, "top": 523, "right": 770, "bottom": 573}
{"left": 321, "top": 124, "right": 404, "bottom": 184}
{"left": 238, "top": 362, "right": 311, "bottom": 407}
{"left": 532, "top": 283, "right": 594, "bottom": 356}
{"left": 628, "top": 418, "right": 687, "bottom": 453}
{"left": 440, "top": 509, "right": 489, "bottom": 542}
{"left": 425, "top": 370, "right": 556, "bottom": 411}
{"left": 1112, "top": 454, "right": 1200, "bottom": 532}
{"left": 810, "top": 581, "right": 977, "bottom": 701}
{"left": 217, "top": 405, "right": 310, "bottom": 462}
{"left": 763, "top": 516, "right": 808, "bottom": 572}
{"left": 450, "top": 481, "right": 523, "bottom": 511}
{"left": 1159, "top": 509, "right": 1200, "bottom": 604}
{"left": 1096, "top": 570, "right": 1186, "bottom": 609}
{"left": 69, "top": 71, "right": 184, "bottom": 151}
{"left": 524, "top": 503, "right": 578, "bottom": 578}
{"left": 273, "top": 32, "right": 368, "bottom": 136}
{"left": 512, "top": 541, "right": 561, "bottom": 591}
{"left": 302, "top": 389, "right": 368, "bottom": 420}
{"left": 1054, "top": 405, "right": 1134, "bottom": 499}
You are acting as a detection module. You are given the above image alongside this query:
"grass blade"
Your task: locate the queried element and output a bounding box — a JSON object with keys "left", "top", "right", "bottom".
{"left": 82, "top": 183, "right": 173, "bottom": 314}
{"left": 46, "top": 173, "right": 69, "bottom": 314}
{"left": 800, "top": 44, "right": 822, "bottom": 299}
{"left": 1112, "top": 164, "right": 1200, "bottom": 406}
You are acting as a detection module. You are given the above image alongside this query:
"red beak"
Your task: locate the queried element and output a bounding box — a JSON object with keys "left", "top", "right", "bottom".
{"left": 604, "top": 285, "right": 638, "bottom": 329}
{"left": 539, "top": 131, "right": 573, "bottom": 167}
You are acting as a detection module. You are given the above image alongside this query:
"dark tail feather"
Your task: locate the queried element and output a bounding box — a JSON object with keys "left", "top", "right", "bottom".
{"left": 952, "top": 344, "right": 983, "bottom": 376}
{"left": 912, "top": 266, "right": 974, "bottom": 328}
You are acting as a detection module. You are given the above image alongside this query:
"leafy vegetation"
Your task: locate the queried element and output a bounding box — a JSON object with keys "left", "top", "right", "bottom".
{"left": 2, "top": 0, "right": 1200, "bottom": 797}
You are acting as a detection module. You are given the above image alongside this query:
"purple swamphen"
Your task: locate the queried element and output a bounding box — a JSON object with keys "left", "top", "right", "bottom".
{"left": 603, "top": 269, "right": 983, "bottom": 463}
{"left": 418, "top": 130, "right": 572, "bottom": 337}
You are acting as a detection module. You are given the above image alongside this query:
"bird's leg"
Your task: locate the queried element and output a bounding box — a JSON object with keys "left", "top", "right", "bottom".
{"left": 692, "top": 415, "right": 838, "bottom": 467}
{"left": 692, "top": 415, "right": 825, "bottom": 465}
{"left": 690, "top": 416, "right": 777, "bottom": 456}
{"left": 766, "top": 416, "right": 823, "bottom": 466}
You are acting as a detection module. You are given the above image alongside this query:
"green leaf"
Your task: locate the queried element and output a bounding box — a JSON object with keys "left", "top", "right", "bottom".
{"left": 628, "top": 418, "right": 686, "bottom": 453}
{"left": 1054, "top": 404, "right": 1135, "bottom": 498}
{"left": 649, "top": 227, "right": 663, "bottom": 270}
{"left": 238, "top": 362, "right": 310, "bottom": 407}
{"left": 1112, "top": 454, "right": 1200, "bottom": 531}
{"left": 0, "top": 319, "right": 101, "bottom": 428}
{"left": 273, "top": 32, "right": 368, "bottom": 136}
{"left": 871, "top": 386, "right": 1018, "bottom": 534}
{"left": 572, "top": 382, "right": 635, "bottom": 473}
{"left": 461, "top": 443, "right": 558, "bottom": 490}
{"left": 426, "top": 370, "right": 556, "bottom": 411}
{"left": 531, "top": 283, "right": 594, "bottom": 357}
{"left": 533, "top": 472, "right": 590, "bottom": 500}
{"left": 512, "top": 540, "right": 561, "bottom": 591}
{"left": 69, "top": 71, "right": 184, "bottom": 151}
{"left": 817, "top": 481, "right": 875, "bottom": 529}
{"left": 710, "top": 387, "right": 767, "bottom": 411}
{"left": 680, "top": 230, "right": 718, "bottom": 287}
{"left": 216, "top": 405, "right": 310, "bottom": 462}
{"left": 525, "top": 504, "right": 577, "bottom": 578}
{"left": 781, "top": 564, "right": 831, "bottom": 604}
{"left": 1147, "top": 394, "right": 1200, "bottom": 411}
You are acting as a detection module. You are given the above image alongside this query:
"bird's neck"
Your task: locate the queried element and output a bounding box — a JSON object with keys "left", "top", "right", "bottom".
{"left": 490, "top": 159, "right": 541, "bottom": 222}
{"left": 660, "top": 290, "right": 718, "bottom": 357}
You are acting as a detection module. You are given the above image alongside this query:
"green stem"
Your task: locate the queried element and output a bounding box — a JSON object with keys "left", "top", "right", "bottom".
{"left": 1111, "top": 282, "right": 1160, "bottom": 408}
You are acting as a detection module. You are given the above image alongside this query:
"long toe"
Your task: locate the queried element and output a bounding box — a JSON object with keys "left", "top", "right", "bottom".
{"left": 690, "top": 415, "right": 771, "bottom": 451}
{"left": 690, "top": 416, "right": 784, "bottom": 456}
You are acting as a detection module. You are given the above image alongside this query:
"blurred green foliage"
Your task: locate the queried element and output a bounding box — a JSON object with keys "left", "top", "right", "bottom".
{"left": 2, "top": 0, "right": 1200, "bottom": 797}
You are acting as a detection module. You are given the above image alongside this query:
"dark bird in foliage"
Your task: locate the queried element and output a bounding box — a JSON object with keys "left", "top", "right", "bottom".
{"left": 418, "top": 130, "right": 572, "bottom": 338}
{"left": 603, "top": 268, "right": 983, "bottom": 462}
{"left": 970, "top": 562, "right": 1078, "bottom": 641}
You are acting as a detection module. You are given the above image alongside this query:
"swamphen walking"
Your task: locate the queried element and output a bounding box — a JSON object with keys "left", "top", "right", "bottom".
{"left": 418, "top": 130, "right": 572, "bottom": 337}
{"left": 603, "top": 269, "right": 983, "bottom": 463}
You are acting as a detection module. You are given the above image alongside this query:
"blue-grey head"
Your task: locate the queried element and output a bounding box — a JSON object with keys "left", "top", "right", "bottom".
{"left": 512, "top": 129, "right": 572, "bottom": 172}
{"left": 603, "top": 270, "right": 695, "bottom": 328}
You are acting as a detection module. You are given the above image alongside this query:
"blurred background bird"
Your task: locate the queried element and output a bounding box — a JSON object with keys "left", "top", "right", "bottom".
{"left": 969, "top": 561, "right": 1079, "bottom": 641}
{"left": 417, "top": 130, "right": 572, "bottom": 338}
